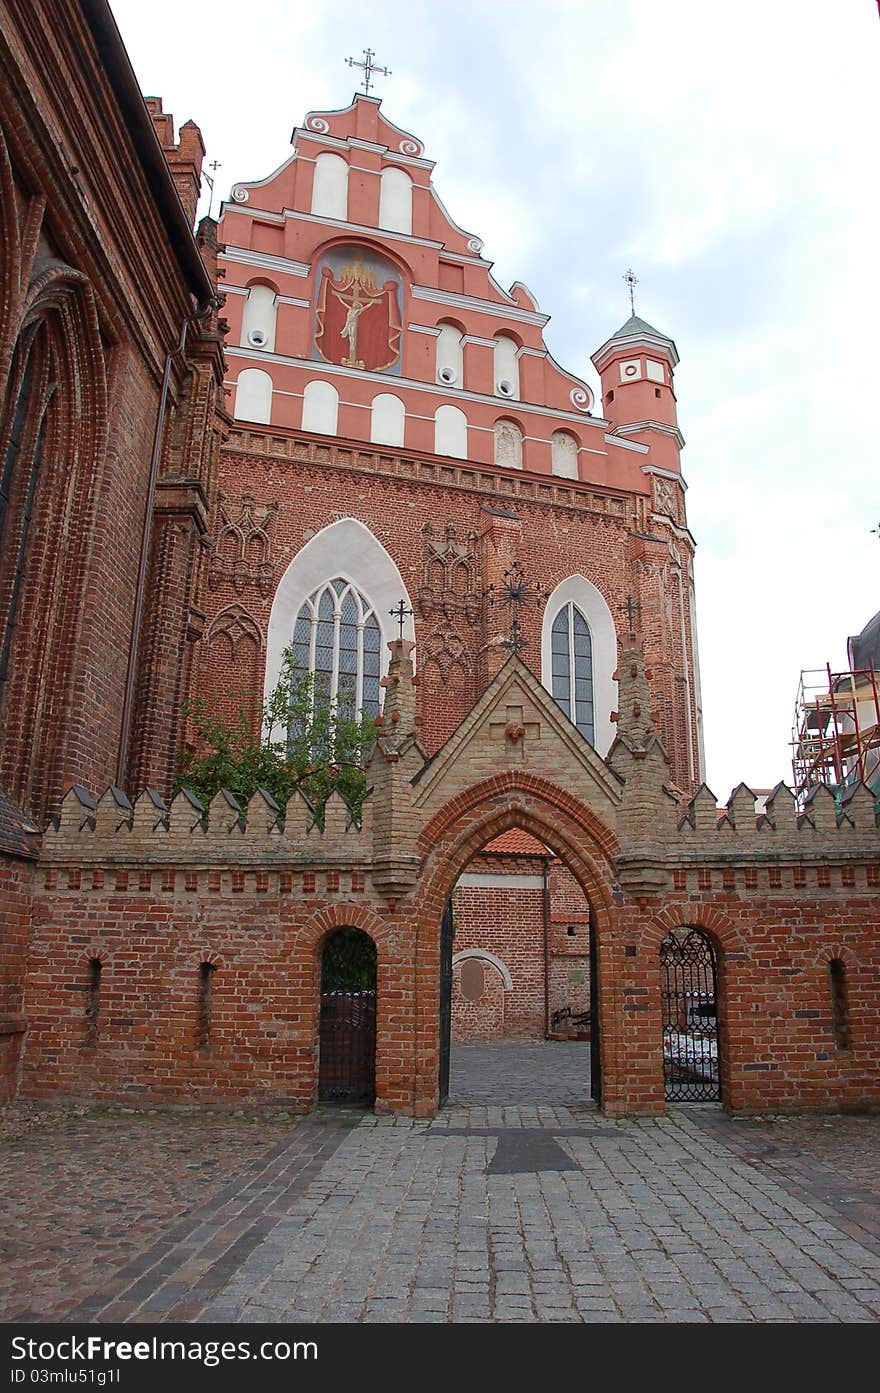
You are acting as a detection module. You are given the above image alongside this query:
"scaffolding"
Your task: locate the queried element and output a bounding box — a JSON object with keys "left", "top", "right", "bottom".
{"left": 791, "top": 662, "right": 880, "bottom": 808}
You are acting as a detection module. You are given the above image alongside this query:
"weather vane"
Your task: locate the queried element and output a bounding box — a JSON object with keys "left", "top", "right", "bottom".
{"left": 485, "top": 560, "right": 548, "bottom": 656}
{"left": 623, "top": 267, "right": 639, "bottom": 316}
{"left": 205, "top": 160, "right": 222, "bottom": 219}
{"left": 346, "top": 48, "right": 392, "bottom": 96}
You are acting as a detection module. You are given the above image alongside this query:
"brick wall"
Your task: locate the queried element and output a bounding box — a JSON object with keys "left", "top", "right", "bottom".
{"left": 450, "top": 856, "right": 592, "bottom": 1040}
{"left": 205, "top": 427, "right": 701, "bottom": 789}
{"left": 0, "top": 853, "right": 33, "bottom": 1101}
{"left": 18, "top": 845, "right": 880, "bottom": 1117}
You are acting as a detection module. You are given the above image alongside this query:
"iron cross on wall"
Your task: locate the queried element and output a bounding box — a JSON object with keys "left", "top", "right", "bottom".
{"left": 389, "top": 599, "right": 413, "bottom": 639}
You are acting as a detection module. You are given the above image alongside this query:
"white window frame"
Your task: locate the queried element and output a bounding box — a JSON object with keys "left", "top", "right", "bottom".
{"left": 541, "top": 575, "right": 618, "bottom": 756}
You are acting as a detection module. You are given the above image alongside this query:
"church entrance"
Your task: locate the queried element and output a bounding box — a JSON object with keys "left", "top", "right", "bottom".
{"left": 437, "top": 828, "right": 602, "bottom": 1108}
{"left": 318, "top": 927, "right": 377, "bottom": 1106}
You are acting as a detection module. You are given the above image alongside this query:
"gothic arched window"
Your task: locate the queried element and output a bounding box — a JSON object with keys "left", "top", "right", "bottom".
{"left": 550, "top": 602, "right": 594, "bottom": 743}
{"left": 291, "top": 578, "right": 382, "bottom": 719}
{"left": 0, "top": 325, "right": 56, "bottom": 688}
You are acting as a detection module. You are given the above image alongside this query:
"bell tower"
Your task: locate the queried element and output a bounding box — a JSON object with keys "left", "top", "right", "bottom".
{"left": 591, "top": 314, "right": 683, "bottom": 475}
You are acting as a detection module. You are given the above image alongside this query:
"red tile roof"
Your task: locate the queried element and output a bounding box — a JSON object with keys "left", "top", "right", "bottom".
{"left": 481, "top": 829, "right": 549, "bottom": 856}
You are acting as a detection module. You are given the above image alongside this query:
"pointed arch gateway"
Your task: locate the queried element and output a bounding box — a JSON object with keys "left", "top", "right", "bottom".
{"left": 412, "top": 772, "right": 621, "bottom": 1117}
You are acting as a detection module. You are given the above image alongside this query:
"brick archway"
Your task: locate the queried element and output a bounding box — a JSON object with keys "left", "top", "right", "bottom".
{"left": 649, "top": 905, "right": 750, "bottom": 1111}
{"left": 287, "top": 902, "right": 396, "bottom": 1112}
{"left": 410, "top": 774, "right": 620, "bottom": 1117}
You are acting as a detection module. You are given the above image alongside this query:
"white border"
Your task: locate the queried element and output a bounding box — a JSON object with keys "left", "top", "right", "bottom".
{"left": 451, "top": 948, "right": 514, "bottom": 990}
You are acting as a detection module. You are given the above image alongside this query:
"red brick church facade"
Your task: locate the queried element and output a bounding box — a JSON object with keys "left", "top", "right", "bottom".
{"left": 0, "top": 1, "right": 877, "bottom": 1116}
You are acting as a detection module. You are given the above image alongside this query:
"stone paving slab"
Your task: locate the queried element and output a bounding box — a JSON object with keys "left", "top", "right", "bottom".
{"left": 449, "top": 1041, "right": 592, "bottom": 1107}
{"left": 196, "top": 1107, "right": 880, "bottom": 1324}
{"left": 2, "top": 1047, "right": 880, "bottom": 1324}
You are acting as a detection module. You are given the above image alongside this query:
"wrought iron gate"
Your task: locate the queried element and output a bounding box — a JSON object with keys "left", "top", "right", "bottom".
{"left": 660, "top": 927, "right": 721, "bottom": 1102}
{"left": 438, "top": 899, "right": 454, "bottom": 1104}
{"left": 318, "top": 928, "right": 376, "bottom": 1105}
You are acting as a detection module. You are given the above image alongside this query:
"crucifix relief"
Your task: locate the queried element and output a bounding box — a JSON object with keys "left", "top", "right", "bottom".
{"left": 489, "top": 705, "right": 541, "bottom": 761}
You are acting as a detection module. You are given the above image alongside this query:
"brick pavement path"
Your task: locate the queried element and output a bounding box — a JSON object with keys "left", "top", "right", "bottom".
{"left": 0, "top": 1108, "right": 354, "bottom": 1322}
{"left": 2, "top": 1046, "right": 880, "bottom": 1323}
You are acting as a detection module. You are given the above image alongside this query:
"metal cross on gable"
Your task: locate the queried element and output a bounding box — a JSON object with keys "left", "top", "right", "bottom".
{"left": 205, "top": 160, "right": 222, "bottom": 219}
{"left": 389, "top": 599, "right": 413, "bottom": 640}
{"left": 346, "top": 48, "right": 392, "bottom": 96}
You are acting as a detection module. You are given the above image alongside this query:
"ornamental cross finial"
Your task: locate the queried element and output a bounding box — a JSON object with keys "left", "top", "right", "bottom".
{"left": 485, "top": 560, "right": 548, "bottom": 657}
{"left": 389, "top": 599, "right": 413, "bottom": 640}
{"left": 623, "top": 267, "right": 639, "bottom": 316}
{"left": 346, "top": 47, "right": 392, "bottom": 96}
{"left": 618, "top": 595, "right": 642, "bottom": 639}
{"left": 503, "top": 617, "right": 528, "bottom": 657}
{"left": 205, "top": 160, "right": 222, "bottom": 219}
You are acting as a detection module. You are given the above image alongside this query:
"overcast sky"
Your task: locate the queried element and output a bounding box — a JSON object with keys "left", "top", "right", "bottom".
{"left": 110, "top": 0, "right": 880, "bottom": 801}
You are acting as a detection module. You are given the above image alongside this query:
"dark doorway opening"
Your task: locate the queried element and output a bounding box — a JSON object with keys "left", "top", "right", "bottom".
{"left": 318, "top": 927, "right": 377, "bottom": 1105}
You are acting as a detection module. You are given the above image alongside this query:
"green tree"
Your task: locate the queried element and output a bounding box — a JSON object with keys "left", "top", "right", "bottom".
{"left": 174, "top": 644, "right": 375, "bottom": 823}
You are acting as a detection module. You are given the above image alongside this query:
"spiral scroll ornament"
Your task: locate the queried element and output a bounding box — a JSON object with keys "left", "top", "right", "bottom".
{"left": 570, "top": 387, "right": 592, "bottom": 413}
{"left": 308, "top": 117, "right": 330, "bottom": 133}
{"left": 231, "top": 186, "right": 249, "bottom": 204}
{"left": 399, "top": 139, "right": 421, "bottom": 156}
{"left": 467, "top": 237, "right": 483, "bottom": 254}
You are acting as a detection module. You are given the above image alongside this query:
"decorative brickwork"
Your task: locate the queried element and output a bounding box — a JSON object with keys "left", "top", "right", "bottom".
{"left": 1, "top": 10, "right": 877, "bottom": 1128}
{"left": 11, "top": 646, "right": 877, "bottom": 1119}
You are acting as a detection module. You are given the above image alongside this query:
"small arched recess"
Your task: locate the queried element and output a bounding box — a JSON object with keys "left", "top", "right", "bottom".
{"left": 234, "top": 368, "right": 273, "bottom": 424}
{"left": 312, "top": 152, "right": 349, "bottom": 220}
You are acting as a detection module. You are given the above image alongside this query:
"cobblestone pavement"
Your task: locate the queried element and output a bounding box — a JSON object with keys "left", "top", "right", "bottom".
{"left": 2, "top": 1046, "right": 880, "bottom": 1324}
{"left": 0, "top": 1107, "right": 351, "bottom": 1322}
{"left": 449, "top": 1042, "right": 591, "bottom": 1106}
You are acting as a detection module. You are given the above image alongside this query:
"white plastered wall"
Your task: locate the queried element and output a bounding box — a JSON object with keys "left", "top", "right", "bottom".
{"left": 301, "top": 379, "right": 339, "bottom": 435}
{"left": 436, "top": 324, "right": 464, "bottom": 385}
{"left": 378, "top": 167, "right": 413, "bottom": 234}
{"left": 312, "top": 152, "right": 348, "bottom": 219}
{"left": 370, "top": 393, "right": 405, "bottom": 447}
{"left": 240, "top": 284, "right": 277, "bottom": 352}
{"left": 551, "top": 430, "right": 579, "bottom": 479}
{"left": 434, "top": 404, "right": 468, "bottom": 458}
